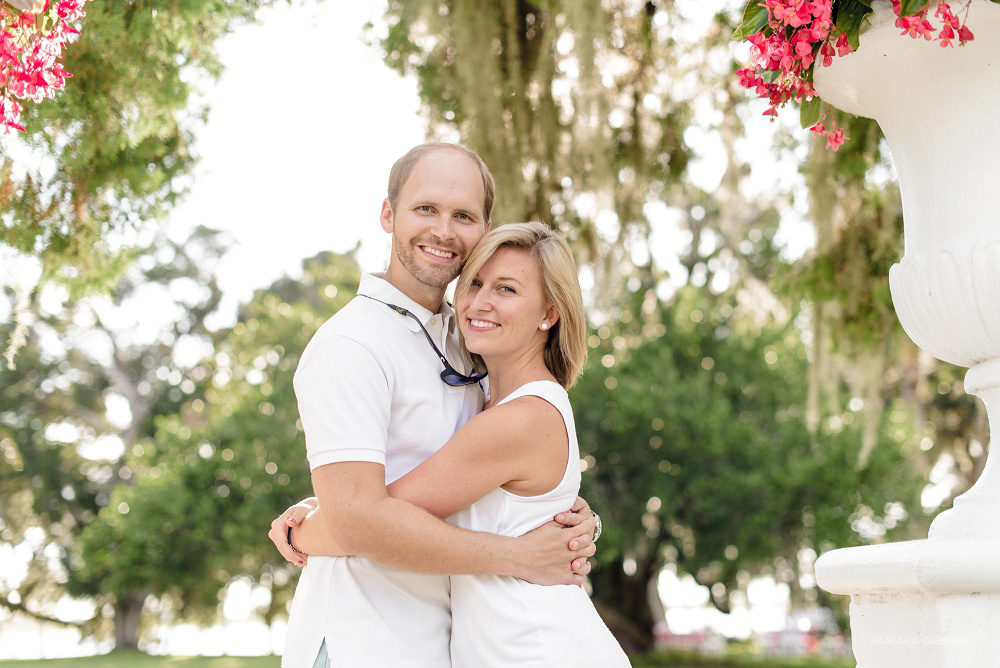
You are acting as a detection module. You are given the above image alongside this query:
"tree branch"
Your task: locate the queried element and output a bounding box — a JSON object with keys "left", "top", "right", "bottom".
{"left": 0, "top": 594, "right": 91, "bottom": 628}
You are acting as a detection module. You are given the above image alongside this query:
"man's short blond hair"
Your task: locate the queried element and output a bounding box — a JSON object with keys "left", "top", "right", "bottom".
{"left": 387, "top": 142, "right": 495, "bottom": 227}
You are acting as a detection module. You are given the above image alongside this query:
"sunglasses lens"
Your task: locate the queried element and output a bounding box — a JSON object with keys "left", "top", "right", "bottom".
{"left": 441, "top": 369, "right": 486, "bottom": 387}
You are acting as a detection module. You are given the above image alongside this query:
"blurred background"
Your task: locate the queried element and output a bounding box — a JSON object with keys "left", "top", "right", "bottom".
{"left": 0, "top": 0, "right": 985, "bottom": 665}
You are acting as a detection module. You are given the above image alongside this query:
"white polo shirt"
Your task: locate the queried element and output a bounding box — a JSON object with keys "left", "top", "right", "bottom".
{"left": 282, "top": 273, "right": 483, "bottom": 668}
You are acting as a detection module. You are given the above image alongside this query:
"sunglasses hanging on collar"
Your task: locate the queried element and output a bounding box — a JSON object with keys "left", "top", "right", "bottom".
{"left": 360, "top": 294, "right": 488, "bottom": 387}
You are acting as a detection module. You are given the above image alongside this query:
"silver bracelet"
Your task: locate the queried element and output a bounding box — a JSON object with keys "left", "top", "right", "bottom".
{"left": 592, "top": 512, "right": 602, "bottom": 543}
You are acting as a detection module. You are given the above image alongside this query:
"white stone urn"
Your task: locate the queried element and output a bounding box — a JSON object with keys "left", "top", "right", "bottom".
{"left": 5, "top": 0, "right": 46, "bottom": 12}
{"left": 813, "top": 1, "right": 1000, "bottom": 665}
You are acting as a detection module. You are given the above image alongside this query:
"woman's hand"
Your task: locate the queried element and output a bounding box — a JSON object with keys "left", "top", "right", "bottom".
{"left": 268, "top": 497, "right": 319, "bottom": 567}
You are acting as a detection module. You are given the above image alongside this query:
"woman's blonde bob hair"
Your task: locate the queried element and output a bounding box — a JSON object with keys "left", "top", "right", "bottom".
{"left": 455, "top": 222, "right": 587, "bottom": 390}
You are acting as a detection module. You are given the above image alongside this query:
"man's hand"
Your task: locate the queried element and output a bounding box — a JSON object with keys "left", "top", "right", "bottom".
{"left": 554, "top": 496, "right": 600, "bottom": 573}
{"left": 267, "top": 497, "right": 319, "bottom": 567}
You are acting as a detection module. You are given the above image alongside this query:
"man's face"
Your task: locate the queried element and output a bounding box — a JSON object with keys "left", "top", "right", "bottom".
{"left": 381, "top": 150, "right": 489, "bottom": 292}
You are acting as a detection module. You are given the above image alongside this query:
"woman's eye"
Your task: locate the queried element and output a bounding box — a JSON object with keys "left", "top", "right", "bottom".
{"left": 499, "top": 285, "right": 515, "bottom": 294}
{"left": 471, "top": 279, "right": 482, "bottom": 288}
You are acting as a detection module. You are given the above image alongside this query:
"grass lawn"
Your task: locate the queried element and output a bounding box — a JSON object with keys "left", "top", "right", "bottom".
{"left": 0, "top": 653, "right": 280, "bottom": 668}
{"left": 633, "top": 648, "right": 856, "bottom": 668}
{"left": 0, "top": 649, "right": 856, "bottom": 668}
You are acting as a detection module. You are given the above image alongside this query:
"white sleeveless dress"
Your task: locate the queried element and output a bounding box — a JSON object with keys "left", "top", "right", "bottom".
{"left": 450, "top": 381, "right": 631, "bottom": 667}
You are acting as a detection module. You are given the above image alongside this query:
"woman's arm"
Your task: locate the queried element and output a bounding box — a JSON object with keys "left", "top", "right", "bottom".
{"left": 387, "top": 395, "right": 568, "bottom": 517}
{"left": 286, "top": 396, "right": 568, "bottom": 556}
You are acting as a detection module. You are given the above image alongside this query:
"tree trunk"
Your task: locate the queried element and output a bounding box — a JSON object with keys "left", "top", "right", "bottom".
{"left": 589, "top": 555, "right": 658, "bottom": 654}
{"left": 114, "top": 589, "right": 149, "bottom": 651}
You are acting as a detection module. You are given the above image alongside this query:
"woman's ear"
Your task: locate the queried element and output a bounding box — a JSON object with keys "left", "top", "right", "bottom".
{"left": 543, "top": 304, "right": 560, "bottom": 329}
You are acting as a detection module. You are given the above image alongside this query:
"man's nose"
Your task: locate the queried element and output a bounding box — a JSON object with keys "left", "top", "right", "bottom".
{"left": 429, "top": 214, "right": 457, "bottom": 241}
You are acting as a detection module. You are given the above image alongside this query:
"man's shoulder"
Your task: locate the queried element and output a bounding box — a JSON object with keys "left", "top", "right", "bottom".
{"left": 312, "top": 297, "right": 381, "bottom": 341}
{"left": 297, "top": 297, "right": 391, "bottom": 370}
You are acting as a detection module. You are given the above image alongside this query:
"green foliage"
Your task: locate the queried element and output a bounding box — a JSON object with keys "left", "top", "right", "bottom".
{"left": 0, "top": 652, "right": 280, "bottom": 667}
{"left": 897, "top": 0, "right": 932, "bottom": 15}
{"left": 572, "top": 286, "right": 921, "bottom": 644}
{"left": 70, "top": 249, "right": 363, "bottom": 629}
{"left": 834, "top": 0, "right": 874, "bottom": 51}
{"left": 780, "top": 209, "right": 901, "bottom": 349}
{"left": 1, "top": 0, "right": 295, "bottom": 294}
{"left": 800, "top": 96, "right": 823, "bottom": 130}
{"left": 2, "top": 227, "right": 225, "bottom": 642}
{"left": 632, "top": 647, "right": 855, "bottom": 667}
{"left": 732, "top": 1, "right": 769, "bottom": 40}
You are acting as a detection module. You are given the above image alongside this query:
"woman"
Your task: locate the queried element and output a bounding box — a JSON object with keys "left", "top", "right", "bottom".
{"left": 286, "top": 222, "right": 629, "bottom": 667}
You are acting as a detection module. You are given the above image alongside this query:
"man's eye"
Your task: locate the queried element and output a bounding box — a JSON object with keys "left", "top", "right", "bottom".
{"left": 418, "top": 205, "right": 432, "bottom": 212}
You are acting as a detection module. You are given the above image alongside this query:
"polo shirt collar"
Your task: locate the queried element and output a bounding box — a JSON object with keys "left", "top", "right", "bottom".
{"left": 358, "top": 273, "right": 454, "bottom": 333}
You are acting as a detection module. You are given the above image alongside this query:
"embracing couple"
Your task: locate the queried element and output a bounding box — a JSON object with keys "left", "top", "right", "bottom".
{"left": 267, "top": 142, "right": 630, "bottom": 667}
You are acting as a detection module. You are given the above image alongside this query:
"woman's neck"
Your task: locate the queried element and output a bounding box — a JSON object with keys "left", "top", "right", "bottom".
{"left": 483, "top": 348, "right": 556, "bottom": 407}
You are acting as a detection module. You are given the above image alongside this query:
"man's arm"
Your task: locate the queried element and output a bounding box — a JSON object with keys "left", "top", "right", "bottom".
{"left": 291, "top": 399, "right": 596, "bottom": 582}
{"left": 278, "top": 495, "right": 597, "bottom": 576}
{"left": 309, "top": 460, "right": 592, "bottom": 585}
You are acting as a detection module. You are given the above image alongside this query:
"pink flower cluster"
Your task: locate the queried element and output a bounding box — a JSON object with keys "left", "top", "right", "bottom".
{"left": 892, "top": 1, "right": 975, "bottom": 47}
{"left": 736, "top": 0, "right": 975, "bottom": 151}
{"left": 735, "top": 0, "right": 851, "bottom": 150}
{"left": 0, "top": 0, "right": 90, "bottom": 133}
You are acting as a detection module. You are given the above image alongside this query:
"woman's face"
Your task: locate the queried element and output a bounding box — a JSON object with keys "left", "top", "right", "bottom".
{"left": 456, "top": 246, "right": 556, "bottom": 359}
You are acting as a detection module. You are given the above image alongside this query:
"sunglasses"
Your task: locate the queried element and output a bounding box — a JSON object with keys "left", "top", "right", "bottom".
{"left": 360, "top": 294, "right": 488, "bottom": 387}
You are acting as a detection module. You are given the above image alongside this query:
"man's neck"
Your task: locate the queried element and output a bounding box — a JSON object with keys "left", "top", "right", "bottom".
{"left": 381, "top": 265, "right": 446, "bottom": 313}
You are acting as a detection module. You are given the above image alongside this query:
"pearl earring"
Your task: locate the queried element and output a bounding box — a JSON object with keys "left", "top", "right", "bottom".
{"left": 540, "top": 323, "right": 549, "bottom": 330}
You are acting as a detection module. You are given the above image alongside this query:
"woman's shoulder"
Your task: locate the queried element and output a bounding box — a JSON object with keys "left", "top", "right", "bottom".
{"left": 472, "top": 386, "right": 565, "bottom": 437}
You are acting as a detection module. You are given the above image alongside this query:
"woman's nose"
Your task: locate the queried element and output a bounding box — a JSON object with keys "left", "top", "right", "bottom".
{"left": 469, "top": 288, "right": 492, "bottom": 311}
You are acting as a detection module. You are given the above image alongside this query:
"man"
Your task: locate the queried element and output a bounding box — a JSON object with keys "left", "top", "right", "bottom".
{"left": 270, "top": 143, "right": 599, "bottom": 667}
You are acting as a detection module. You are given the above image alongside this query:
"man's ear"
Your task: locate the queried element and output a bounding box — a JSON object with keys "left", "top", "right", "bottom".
{"left": 484, "top": 218, "right": 492, "bottom": 233}
{"left": 380, "top": 198, "right": 394, "bottom": 234}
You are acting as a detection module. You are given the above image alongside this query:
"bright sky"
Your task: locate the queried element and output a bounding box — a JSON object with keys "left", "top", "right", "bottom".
{"left": 169, "top": 0, "right": 425, "bottom": 327}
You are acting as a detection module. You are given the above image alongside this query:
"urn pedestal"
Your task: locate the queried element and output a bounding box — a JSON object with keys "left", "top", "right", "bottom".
{"left": 812, "top": 1, "right": 1000, "bottom": 665}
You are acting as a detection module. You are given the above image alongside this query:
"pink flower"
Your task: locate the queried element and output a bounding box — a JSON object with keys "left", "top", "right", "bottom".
{"left": 835, "top": 33, "right": 852, "bottom": 56}
{"left": 938, "top": 24, "right": 955, "bottom": 47}
{"left": 826, "top": 126, "right": 847, "bottom": 150}
{"left": 820, "top": 41, "right": 834, "bottom": 67}
{"left": 0, "top": 0, "right": 90, "bottom": 131}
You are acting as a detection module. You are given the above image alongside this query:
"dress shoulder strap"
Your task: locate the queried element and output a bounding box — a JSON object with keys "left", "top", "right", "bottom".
{"left": 497, "top": 381, "right": 572, "bottom": 429}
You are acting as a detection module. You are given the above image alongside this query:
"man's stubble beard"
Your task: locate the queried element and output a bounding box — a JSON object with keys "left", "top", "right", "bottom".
{"left": 392, "top": 234, "right": 466, "bottom": 290}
